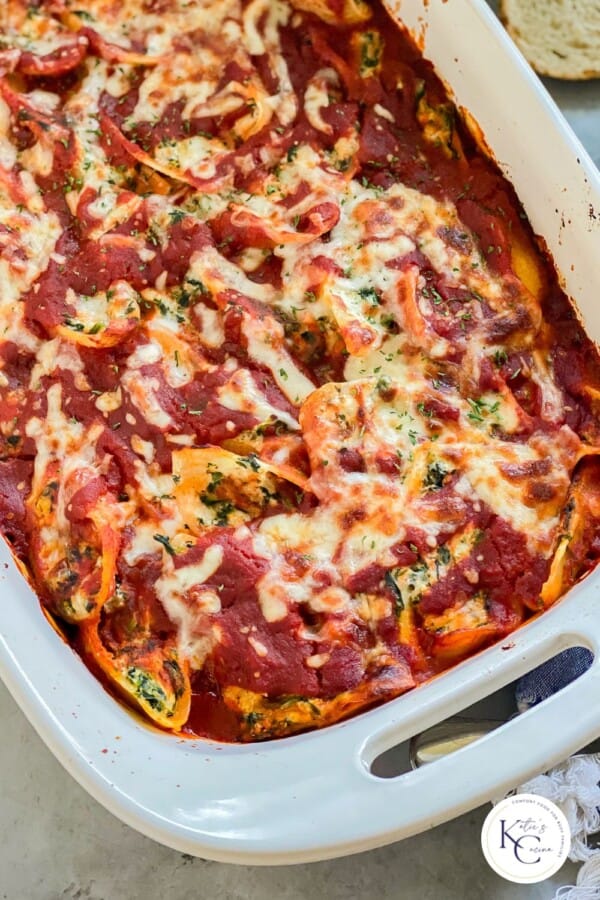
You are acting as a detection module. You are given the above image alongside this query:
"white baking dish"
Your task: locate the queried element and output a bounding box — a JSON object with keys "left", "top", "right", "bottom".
{"left": 1, "top": 0, "right": 600, "bottom": 865}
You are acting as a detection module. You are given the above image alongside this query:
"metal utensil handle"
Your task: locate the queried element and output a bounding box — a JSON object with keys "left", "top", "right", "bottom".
{"left": 409, "top": 718, "right": 506, "bottom": 769}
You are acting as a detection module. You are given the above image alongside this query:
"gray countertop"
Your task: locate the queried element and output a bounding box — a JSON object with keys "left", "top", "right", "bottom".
{"left": 1, "top": 4, "right": 598, "bottom": 900}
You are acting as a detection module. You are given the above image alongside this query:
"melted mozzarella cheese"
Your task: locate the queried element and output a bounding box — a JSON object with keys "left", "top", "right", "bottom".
{"left": 68, "top": 0, "right": 242, "bottom": 57}
{"left": 121, "top": 371, "right": 174, "bottom": 430}
{"left": 188, "top": 246, "right": 276, "bottom": 304}
{"left": 194, "top": 304, "right": 225, "bottom": 348}
{"left": 0, "top": 198, "right": 60, "bottom": 351}
{"left": 254, "top": 369, "right": 580, "bottom": 624}
{"left": 154, "top": 135, "right": 223, "bottom": 180}
{"left": 217, "top": 367, "right": 300, "bottom": 431}
{"left": 531, "top": 350, "right": 566, "bottom": 424}
{"left": 19, "top": 140, "right": 54, "bottom": 177}
{"left": 25, "top": 384, "right": 103, "bottom": 533}
{"left": 240, "top": 315, "right": 315, "bottom": 405}
{"left": 29, "top": 338, "right": 89, "bottom": 392}
{"left": 304, "top": 69, "right": 338, "bottom": 134}
{"left": 155, "top": 544, "right": 224, "bottom": 666}
{"left": 133, "top": 54, "right": 221, "bottom": 125}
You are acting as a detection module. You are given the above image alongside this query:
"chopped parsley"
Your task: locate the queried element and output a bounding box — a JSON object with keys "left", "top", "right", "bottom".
{"left": 437, "top": 545, "right": 452, "bottom": 565}
{"left": 384, "top": 571, "right": 404, "bottom": 615}
{"left": 423, "top": 460, "right": 452, "bottom": 491}
{"left": 199, "top": 497, "right": 235, "bottom": 526}
{"left": 466, "top": 396, "right": 501, "bottom": 424}
{"left": 63, "top": 316, "right": 85, "bottom": 332}
{"left": 205, "top": 465, "right": 223, "bottom": 493}
{"left": 357, "top": 286, "right": 380, "bottom": 305}
{"left": 236, "top": 454, "right": 261, "bottom": 472}
{"left": 153, "top": 533, "right": 176, "bottom": 556}
{"left": 63, "top": 173, "right": 84, "bottom": 194}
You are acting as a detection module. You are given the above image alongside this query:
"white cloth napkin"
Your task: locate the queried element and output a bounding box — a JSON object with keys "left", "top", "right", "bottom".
{"left": 515, "top": 650, "right": 600, "bottom": 898}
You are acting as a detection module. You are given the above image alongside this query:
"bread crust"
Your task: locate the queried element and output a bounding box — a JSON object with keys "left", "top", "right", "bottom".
{"left": 500, "top": 0, "right": 600, "bottom": 81}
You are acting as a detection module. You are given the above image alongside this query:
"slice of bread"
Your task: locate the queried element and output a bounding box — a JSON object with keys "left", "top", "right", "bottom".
{"left": 501, "top": 0, "right": 600, "bottom": 80}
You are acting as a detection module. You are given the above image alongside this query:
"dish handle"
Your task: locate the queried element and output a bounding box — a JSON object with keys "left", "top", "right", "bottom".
{"left": 289, "top": 578, "right": 600, "bottom": 861}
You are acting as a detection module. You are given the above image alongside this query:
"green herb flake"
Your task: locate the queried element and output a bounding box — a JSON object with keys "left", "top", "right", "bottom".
{"left": 153, "top": 533, "right": 176, "bottom": 556}
{"left": 384, "top": 571, "right": 404, "bottom": 616}
{"left": 126, "top": 667, "right": 167, "bottom": 712}
{"left": 423, "top": 460, "right": 452, "bottom": 492}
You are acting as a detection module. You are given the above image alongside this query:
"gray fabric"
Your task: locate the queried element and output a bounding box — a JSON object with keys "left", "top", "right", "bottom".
{"left": 516, "top": 648, "right": 594, "bottom": 712}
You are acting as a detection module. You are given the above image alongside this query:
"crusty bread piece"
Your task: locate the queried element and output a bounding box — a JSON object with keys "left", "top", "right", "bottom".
{"left": 501, "top": 0, "right": 600, "bottom": 80}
